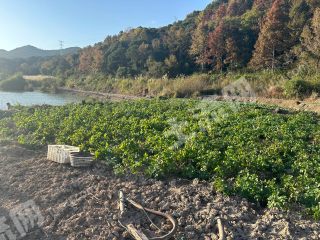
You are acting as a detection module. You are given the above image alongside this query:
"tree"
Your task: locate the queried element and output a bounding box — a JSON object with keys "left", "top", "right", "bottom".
{"left": 227, "top": 0, "right": 254, "bottom": 16}
{"left": 205, "top": 16, "right": 255, "bottom": 71}
{"left": 79, "top": 46, "right": 103, "bottom": 73}
{"left": 253, "top": 0, "right": 274, "bottom": 11}
{"left": 146, "top": 57, "right": 166, "bottom": 78}
{"left": 213, "top": 3, "right": 227, "bottom": 21}
{"left": 305, "top": 0, "right": 320, "bottom": 8}
{"left": 189, "top": 12, "right": 209, "bottom": 68}
{"left": 301, "top": 8, "right": 320, "bottom": 69}
{"left": 102, "top": 42, "right": 128, "bottom": 74}
{"left": 189, "top": 2, "right": 226, "bottom": 70}
{"left": 224, "top": 38, "right": 241, "bottom": 69}
{"left": 249, "top": 0, "right": 292, "bottom": 70}
{"left": 250, "top": 0, "right": 274, "bottom": 29}
{"left": 206, "top": 22, "right": 226, "bottom": 71}
{"left": 164, "top": 54, "right": 179, "bottom": 77}
{"left": 0, "top": 74, "right": 26, "bottom": 91}
{"left": 289, "top": 0, "right": 311, "bottom": 41}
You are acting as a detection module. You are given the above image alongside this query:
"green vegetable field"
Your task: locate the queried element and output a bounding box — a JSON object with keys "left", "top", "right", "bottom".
{"left": 1, "top": 99, "right": 319, "bottom": 219}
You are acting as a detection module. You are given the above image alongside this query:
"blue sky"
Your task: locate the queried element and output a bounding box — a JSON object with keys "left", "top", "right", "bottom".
{"left": 0, "top": 0, "right": 211, "bottom": 50}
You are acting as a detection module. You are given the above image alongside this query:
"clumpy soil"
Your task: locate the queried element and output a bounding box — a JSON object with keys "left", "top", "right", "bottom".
{"left": 0, "top": 142, "right": 319, "bottom": 240}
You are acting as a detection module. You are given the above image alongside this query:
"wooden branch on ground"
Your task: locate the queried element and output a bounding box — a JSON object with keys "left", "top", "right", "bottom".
{"left": 127, "top": 224, "right": 150, "bottom": 240}
{"left": 126, "top": 198, "right": 177, "bottom": 240}
{"left": 118, "top": 190, "right": 177, "bottom": 240}
{"left": 119, "top": 190, "right": 125, "bottom": 216}
{"left": 216, "top": 217, "right": 225, "bottom": 240}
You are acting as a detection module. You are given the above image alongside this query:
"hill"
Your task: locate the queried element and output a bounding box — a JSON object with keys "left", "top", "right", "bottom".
{"left": 0, "top": 45, "right": 80, "bottom": 59}
{"left": 0, "top": 0, "right": 320, "bottom": 98}
{"left": 64, "top": 0, "right": 319, "bottom": 77}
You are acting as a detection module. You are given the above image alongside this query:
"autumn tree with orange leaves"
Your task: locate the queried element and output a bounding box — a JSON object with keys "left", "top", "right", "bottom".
{"left": 249, "top": 0, "right": 292, "bottom": 70}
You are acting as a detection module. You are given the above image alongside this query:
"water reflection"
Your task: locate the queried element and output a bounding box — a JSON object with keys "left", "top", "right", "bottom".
{"left": 0, "top": 91, "right": 85, "bottom": 110}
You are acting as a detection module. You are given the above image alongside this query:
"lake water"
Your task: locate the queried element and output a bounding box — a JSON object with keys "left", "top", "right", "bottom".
{"left": 0, "top": 91, "right": 85, "bottom": 110}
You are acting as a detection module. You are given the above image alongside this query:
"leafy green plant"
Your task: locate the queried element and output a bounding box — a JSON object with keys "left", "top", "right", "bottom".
{"left": 284, "top": 78, "right": 314, "bottom": 99}
{"left": 1, "top": 99, "right": 319, "bottom": 219}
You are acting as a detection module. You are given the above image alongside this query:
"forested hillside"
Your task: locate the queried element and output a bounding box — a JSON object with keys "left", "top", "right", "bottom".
{"left": 1, "top": 0, "right": 320, "bottom": 96}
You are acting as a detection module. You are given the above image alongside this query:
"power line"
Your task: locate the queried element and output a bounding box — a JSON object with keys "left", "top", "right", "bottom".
{"left": 59, "top": 40, "right": 64, "bottom": 55}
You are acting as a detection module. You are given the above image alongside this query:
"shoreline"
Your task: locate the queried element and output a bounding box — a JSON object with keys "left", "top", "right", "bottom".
{"left": 1, "top": 87, "right": 320, "bottom": 113}
{"left": 57, "top": 87, "right": 142, "bottom": 101}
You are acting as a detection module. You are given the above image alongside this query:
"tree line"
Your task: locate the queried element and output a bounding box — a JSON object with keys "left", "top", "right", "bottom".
{"left": 1, "top": 0, "right": 320, "bottom": 80}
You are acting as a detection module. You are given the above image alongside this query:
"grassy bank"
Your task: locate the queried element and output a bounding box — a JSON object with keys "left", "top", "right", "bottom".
{"left": 63, "top": 69, "right": 320, "bottom": 99}
{"left": 1, "top": 68, "right": 319, "bottom": 100}
{"left": 0, "top": 99, "right": 319, "bottom": 219}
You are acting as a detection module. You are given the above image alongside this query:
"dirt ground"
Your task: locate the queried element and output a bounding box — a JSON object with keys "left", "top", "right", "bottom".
{"left": 201, "top": 96, "right": 320, "bottom": 114}
{"left": 247, "top": 97, "right": 320, "bottom": 114}
{"left": 60, "top": 87, "right": 320, "bottom": 114}
{"left": 0, "top": 142, "right": 319, "bottom": 240}
{"left": 57, "top": 88, "right": 141, "bottom": 101}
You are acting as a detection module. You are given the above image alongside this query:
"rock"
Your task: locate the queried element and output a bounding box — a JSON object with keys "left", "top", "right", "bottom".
{"left": 192, "top": 178, "right": 200, "bottom": 185}
{"left": 185, "top": 225, "right": 195, "bottom": 232}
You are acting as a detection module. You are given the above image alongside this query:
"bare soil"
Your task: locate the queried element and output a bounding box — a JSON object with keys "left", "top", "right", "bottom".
{"left": 246, "top": 97, "right": 320, "bottom": 113}
{"left": 0, "top": 142, "right": 319, "bottom": 240}
{"left": 57, "top": 88, "right": 141, "bottom": 101}
{"left": 59, "top": 87, "right": 320, "bottom": 114}
{"left": 202, "top": 96, "right": 320, "bottom": 114}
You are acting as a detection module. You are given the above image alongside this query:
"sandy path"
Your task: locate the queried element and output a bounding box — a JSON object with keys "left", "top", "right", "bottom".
{"left": 57, "top": 88, "right": 142, "bottom": 101}
{"left": 0, "top": 142, "right": 319, "bottom": 240}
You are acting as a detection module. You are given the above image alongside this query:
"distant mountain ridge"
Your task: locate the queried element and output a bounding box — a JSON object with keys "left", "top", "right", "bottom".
{"left": 0, "top": 45, "right": 80, "bottom": 59}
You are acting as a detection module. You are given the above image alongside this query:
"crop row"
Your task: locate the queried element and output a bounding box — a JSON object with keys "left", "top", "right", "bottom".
{"left": 0, "top": 99, "right": 319, "bottom": 219}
